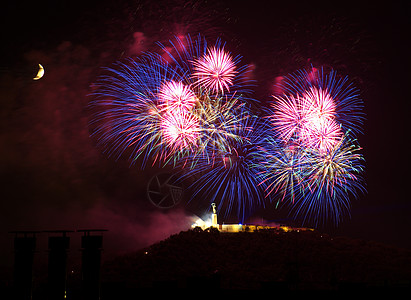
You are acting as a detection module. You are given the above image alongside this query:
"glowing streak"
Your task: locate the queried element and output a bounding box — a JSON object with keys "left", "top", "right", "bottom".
{"left": 291, "top": 134, "right": 365, "bottom": 226}
{"left": 270, "top": 86, "right": 343, "bottom": 153}
{"left": 273, "top": 67, "right": 364, "bottom": 136}
{"left": 257, "top": 138, "right": 307, "bottom": 204}
{"left": 158, "top": 80, "right": 197, "bottom": 112}
{"left": 89, "top": 40, "right": 366, "bottom": 228}
{"left": 191, "top": 95, "right": 247, "bottom": 161}
{"left": 193, "top": 47, "right": 237, "bottom": 94}
{"left": 178, "top": 114, "right": 270, "bottom": 223}
{"left": 161, "top": 110, "right": 199, "bottom": 152}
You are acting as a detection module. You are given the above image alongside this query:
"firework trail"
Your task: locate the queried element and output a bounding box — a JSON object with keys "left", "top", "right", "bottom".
{"left": 272, "top": 67, "right": 364, "bottom": 140}
{"left": 158, "top": 34, "right": 255, "bottom": 101}
{"left": 90, "top": 56, "right": 168, "bottom": 166}
{"left": 265, "top": 67, "right": 365, "bottom": 226}
{"left": 89, "top": 33, "right": 366, "bottom": 227}
{"left": 291, "top": 133, "right": 365, "bottom": 226}
{"left": 190, "top": 95, "right": 249, "bottom": 163}
{"left": 178, "top": 112, "right": 271, "bottom": 222}
{"left": 90, "top": 35, "right": 256, "bottom": 168}
{"left": 158, "top": 80, "right": 197, "bottom": 113}
{"left": 192, "top": 46, "right": 238, "bottom": 94}
{"left": 257, "top": 137, "right": 308, "bottom": 205}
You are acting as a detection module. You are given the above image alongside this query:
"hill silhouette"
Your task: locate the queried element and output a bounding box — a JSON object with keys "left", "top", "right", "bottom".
{"left": 101, "top": 227, "right": 411, "bottom": 292}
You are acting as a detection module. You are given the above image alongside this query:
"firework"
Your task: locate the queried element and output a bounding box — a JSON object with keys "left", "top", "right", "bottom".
{"left": 158, "top": 34, "right": 255, "bottom": 99}
{"left": 264, "top": 67, "right": 365, "bottom": 226}
{"left": 257, "top": 137, "right": 308, "bottom": 204}
{"left": 89, "top": 54, "right": 192, "bottom": 167}
{"left": 290, "top": 134, "right": 365, "bottom": 226}
{"left": 269, "top": 68, "right": 363, "bottom": 154}
{"left": 257, "top": 132, "right": 364, "bottom": 226}
{"left": 269, "top": 92, "right": 343, "bottom": 154}
{"left": 161, "top": 110, "right": 199, "bottom": 152}
{"left": 89, "top": 34, "right": 366, "bottom": 227}
{"left": 274, "top": 67, "right": 364, "bottom": 137}
{"left": 179, "top": 113, "right": 270, "bottom": 222}
{"left": 192, "top": 46, "right": 237, "bottom": 94}
{"left": 89, "top": 39, "right": 254, "bottom": 168}
{"left": 299, "top": 117, "right": 343, "bottom": 154}
{"left": 190, "top": 95, "right": 248, "bottom": 163}
{"left": 158, "top": 80, "right": 197, "bottom": 113}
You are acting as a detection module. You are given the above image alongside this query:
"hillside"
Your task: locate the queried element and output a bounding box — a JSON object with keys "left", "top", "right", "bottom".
{"left": 101, "top": 228, "right": 411, "bottom": 291}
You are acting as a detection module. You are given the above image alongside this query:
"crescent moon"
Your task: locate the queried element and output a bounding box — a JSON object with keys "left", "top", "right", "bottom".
{"left": 33, "top": 64, "right": 44, "bottom": 80}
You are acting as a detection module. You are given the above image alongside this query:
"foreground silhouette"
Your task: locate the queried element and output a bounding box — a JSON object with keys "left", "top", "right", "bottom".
{"left": 102, "top": 228, "right": 411, "bottom": 291}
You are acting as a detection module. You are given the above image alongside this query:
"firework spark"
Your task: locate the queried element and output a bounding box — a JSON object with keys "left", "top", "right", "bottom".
{"left": 161, "top": 110, "right": 199, "bottom": 153}
{"left": 291, "top": 134, "right": 365, "bottom": 226}
{"left": 159, "top": 34, "right": 255, "bottom": 99}
{"left": 274, "top": 67, "right": 364, "bottom": 137}
{"left": 257, "top": 137, "right": 308, "bottom": 204}
{"left": 89, "top": 54, "right": 194, "bottom": 167}
{"left": 178, "top": 113, "right": 269, "bottom": 222}
{"left": 191, "top": 95, "right": 248, "bottom": 162}
{"left": 89, "top": 36, "right": 366, "bottom": 227}
{"left": 263, "top": 67, "right": 365, "bottom": 226}
{"left": 192, "top": 46, "right": 237, "bottom": 94}
{"left": 158, "top": 80, "right": 197, "bottom": 113}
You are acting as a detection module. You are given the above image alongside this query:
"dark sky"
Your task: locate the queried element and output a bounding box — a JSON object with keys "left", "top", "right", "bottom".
{"left": 1, "top": 0, "right": 410, "bottom": 274}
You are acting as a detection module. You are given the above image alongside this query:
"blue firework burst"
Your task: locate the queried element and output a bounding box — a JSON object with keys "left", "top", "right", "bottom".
{"left": 178, "top": 111, "right": 271, "bottom": 223}
{"left": 289, "top": 133, "right": 365, "bottom": 226}
{"left": 89, "top": 54, "right": 188, "bottom": 167}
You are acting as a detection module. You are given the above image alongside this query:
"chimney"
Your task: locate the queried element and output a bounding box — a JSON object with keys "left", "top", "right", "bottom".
{"left": 78, "top": 229, "right": 107, "bottom": 300}
{"left": 10, "top": 231, "right": 38, "bottom": 300}
{"left": 44, "top": 230, "right": 73, "bottom": 300}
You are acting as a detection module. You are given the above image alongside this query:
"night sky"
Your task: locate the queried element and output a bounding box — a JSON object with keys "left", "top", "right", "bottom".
{"left": 1, "top": 0, "right": 410, "bottom": 275}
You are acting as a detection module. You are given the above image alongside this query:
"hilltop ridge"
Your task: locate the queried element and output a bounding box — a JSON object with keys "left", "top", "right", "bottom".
{"left": 101, "top": 228, "right": 411, "bottom": 291}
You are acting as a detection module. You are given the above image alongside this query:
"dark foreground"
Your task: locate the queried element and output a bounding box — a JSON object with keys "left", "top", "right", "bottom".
{"left": 3, "top": 228, "right": 411, "bottom": 298}
{"left": 101, "top": 228, "right": 411, "bottom": 292}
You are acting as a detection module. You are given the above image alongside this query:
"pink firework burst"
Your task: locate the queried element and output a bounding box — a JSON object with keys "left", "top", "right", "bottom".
{"left": 270, "top": 94, "right": 302, "bottom": 143}
{"left": 271, "top": 86, "right": 342, "bottom": 152}
{"left": 161, "top": 110, "right": 199, "bottom": 152}
{"left": 300, "top": 87, "right": 336, "bottom": 123}
{"left": 158, "top": 81, "right": 197, "bottom": 113}
{"left": 300, "top": 87, "right": 342, "bottom": 152}
{"left": 300, "top": 118, "right": 343, "bottom": 153}
{"left": 192, "top": 46, "right": 237, "bottom": 94}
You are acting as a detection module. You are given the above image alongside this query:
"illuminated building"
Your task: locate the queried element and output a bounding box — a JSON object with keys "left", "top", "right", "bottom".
{"left": 191, "top": 204, "right": 314, "bottom": 233}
